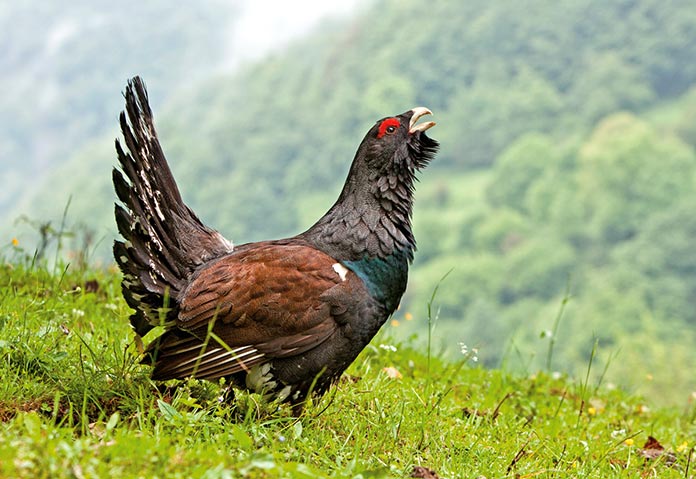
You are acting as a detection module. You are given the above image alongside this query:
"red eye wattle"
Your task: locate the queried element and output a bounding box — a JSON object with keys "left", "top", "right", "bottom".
{"left": 377, "top": 118, "right": 400, "bottom": 138}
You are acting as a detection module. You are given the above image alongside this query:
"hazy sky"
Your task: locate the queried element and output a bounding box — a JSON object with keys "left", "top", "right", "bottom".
{"left": 225, "top": 0, "right": 365, "bottom": 67}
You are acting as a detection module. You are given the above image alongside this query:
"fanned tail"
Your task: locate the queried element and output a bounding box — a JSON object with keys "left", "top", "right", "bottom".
{"left": 113, "top": 76, "right": 233, "bottom": 337}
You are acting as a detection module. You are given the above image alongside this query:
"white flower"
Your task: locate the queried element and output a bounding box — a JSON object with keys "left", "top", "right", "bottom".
{"left": 72, "top": 309, "right": 85, "bottom": 317}
{"left": 379, "top": 344, "right": 397, "bottom": 352}
{"left": 459, "top": 343, "right": 479, "bottom": 362}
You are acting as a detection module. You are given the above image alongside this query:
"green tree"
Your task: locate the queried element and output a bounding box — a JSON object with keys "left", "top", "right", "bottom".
{"left": 486, "top": 133, "right": 561, "bottom": 213}
{"left": 613, "top": 196, "right": 696, "bottom": 324}
{"left": 569, "top": 52, "right": 655, "bottom": 124}
{"left": 575, "top": 113, "right": 696, "bottom": 244}
{"left": 443, "top": 66, "right": 564, "bottom": 168}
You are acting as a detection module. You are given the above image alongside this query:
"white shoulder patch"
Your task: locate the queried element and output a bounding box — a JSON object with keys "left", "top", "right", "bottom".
{"left": 332, "top": 263, "right": 349, "bottom": 282}
{"left": 215, "top": 232, "right": 235, "bottom": 252}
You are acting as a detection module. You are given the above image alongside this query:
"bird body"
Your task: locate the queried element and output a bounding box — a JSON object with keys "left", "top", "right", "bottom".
{"left": 113, "top": 77, "right": 437, "bottom": 409}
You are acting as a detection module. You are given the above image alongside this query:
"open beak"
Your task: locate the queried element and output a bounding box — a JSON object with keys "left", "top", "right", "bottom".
{"left": 409, "top": 107, "right": 435, "bottom": 134}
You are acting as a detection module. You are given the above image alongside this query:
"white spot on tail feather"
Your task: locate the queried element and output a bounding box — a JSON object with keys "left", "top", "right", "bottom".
{"left": 332, "top": 263, "right": 348, "bottom": 281}
{"left": 147, "top": 259, "right": 161, "bottom": 285}
{"left": 153, "top": 190, "right": 165, "bottom": 221}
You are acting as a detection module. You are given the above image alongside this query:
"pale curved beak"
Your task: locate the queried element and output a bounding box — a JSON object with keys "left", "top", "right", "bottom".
{"left": 409, "top": 107, "right": 435, "bottom": 134}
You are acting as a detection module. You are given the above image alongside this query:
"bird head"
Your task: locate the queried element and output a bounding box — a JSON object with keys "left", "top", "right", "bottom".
{"left": 302, "top": 107, "right": 438, "bottom": 261}
{"left": 357, "top": 107, "right": 438, "bottom": 175}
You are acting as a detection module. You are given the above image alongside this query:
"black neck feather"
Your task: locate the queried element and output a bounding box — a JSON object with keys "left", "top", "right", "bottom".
{"left": 300, "top": 167, "right": 417, "bottom": 263}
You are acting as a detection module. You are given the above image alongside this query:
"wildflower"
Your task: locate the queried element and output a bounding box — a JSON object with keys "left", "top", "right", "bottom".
{"left": 404, "top": 312, "right": 413, "bottom": 321}
{"left": 382, "top": 366, "right": 402, "bottom": 379}
{"left": 72, "top": 309, "right": 85, "bottom": 317}
{"left": 104, "top": 303, "right": 118, "bottom": 311}
{"left": 677, "top": 441, "right": 689, "bottom": 453}
{"left": 379, "top": 344, "right": 397, "bottom": 352}
{"left": 11, "top": 238, "right": 19, "bottom": 246}
{"left": 587, "top": 406, "right": 596, "bottom": 416}
{"left": 625, "top": 438, "right": 634, "bottom": 446}
{"left": 390, "top": 319, "right": 400, "bottom": 327}
{"left": 611, "top": 429, "right": 626, "bottom": 439}
{"left": 459, "top": 343, "right": 479, "bottom": 362}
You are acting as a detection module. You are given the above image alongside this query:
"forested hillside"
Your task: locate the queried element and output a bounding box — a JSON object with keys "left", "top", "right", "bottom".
{"left": 5, "top": 0, "right": 696, "bottom": 403}
{"left": 0, "top": 0, "right": 234, "bottom": 219}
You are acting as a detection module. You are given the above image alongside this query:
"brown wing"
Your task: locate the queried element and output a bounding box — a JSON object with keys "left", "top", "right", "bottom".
{"left": 148, "top": 242, "right": 353, "bottom": 380}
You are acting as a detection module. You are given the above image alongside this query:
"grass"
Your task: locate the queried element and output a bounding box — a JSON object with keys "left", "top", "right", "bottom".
{"left": 0, "top": 260, "right": 694, "bottom": 478}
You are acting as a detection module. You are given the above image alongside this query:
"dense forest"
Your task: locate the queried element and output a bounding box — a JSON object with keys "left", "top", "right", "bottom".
{"left": 4, "top": 0, "right": 696, "bottom": 403}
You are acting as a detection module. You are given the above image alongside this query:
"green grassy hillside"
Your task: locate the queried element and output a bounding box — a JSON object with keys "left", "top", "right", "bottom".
{"left": 0, "top": 262, "right": 694, "bottom": 477}
{"left": 5, "top": 0, "right": 696, "bottom": 406}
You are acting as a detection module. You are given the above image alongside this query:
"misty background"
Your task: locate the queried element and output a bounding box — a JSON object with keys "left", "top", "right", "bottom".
{"left": 2, "top": 0, "right": 696, "bottom": 405}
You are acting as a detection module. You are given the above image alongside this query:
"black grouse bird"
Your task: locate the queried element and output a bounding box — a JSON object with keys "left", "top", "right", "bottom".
{"left": 113, "top": 77, "right": 438, "bottom": 409}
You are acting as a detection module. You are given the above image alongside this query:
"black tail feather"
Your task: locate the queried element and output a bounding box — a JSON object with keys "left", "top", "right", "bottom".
{"left": 114, "top": 76, "right": 234, "bottom": 337}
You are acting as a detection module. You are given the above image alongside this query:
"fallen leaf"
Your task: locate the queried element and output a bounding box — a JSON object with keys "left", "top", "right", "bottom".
{"left": 411, "top": 466, "right": 439, "bottom": 479}
{"left": 84, "top": 279, "right": 100, "bottom": 293}
{"left": 462, "top": 407, "right": 487, "bottom": 418}
{"left": 639, "top": 436, "right": 677, "bottom": 466}
{"left": 339, "top": 374, "right": 361, "bottom": 384}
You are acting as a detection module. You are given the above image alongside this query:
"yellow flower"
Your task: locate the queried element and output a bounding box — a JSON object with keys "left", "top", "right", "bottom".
{"left": 646, "top": 373, "right": 653, "bottom": 381}
{"left": 636, "top": 404, "right": 650, "bottom": 414}
{"left": 587, "top": 406, "right": 597, "bottom": 416}
{"left": 625, "top": 438, "right": 634, "bottom": 446}
{"left": 677, "top": 441, "right": 689, "bottom": 453}
{"left": 11, "top": 238, "right": 19, "bottom": 246}
{"left": 404, "top": 312, "right": 413, "bottom": 321}
{"left": 390, "top": 319, "right": 400, "bottom": 327}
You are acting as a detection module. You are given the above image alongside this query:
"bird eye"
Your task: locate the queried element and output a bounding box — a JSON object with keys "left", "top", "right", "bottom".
{"left": 377, "top": 118, "right": 401, "bottom": 138}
